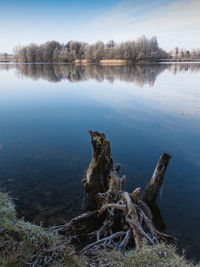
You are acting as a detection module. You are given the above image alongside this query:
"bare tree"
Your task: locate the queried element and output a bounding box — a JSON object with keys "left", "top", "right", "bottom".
{"left": 15, "top": 36, "right": 200, "bottom": 63}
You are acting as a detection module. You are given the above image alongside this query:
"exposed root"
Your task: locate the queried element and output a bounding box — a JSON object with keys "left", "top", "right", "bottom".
{"left": 81, "top": 231, "right": 126, "bottom": 254}
{"left": 57, "top": 131, "right": 174, "bottom": 264}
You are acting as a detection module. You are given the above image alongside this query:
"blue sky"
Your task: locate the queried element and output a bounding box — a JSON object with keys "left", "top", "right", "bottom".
{"left": 0, "top": 0, "right": 200, "bottom": 53}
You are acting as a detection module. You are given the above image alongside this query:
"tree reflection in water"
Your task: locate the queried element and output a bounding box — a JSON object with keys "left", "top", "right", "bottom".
{"left": 1, "top": 63, "right": 200, "bottom": 87}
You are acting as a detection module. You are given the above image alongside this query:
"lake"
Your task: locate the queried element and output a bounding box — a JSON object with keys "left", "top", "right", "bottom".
{"left": 0, "top": 63, "right": 200, "bottom": 260}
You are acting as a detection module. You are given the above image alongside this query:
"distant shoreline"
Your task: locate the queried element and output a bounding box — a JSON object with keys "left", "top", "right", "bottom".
{"left": 1, "top": 58, "right": 200, "bottom": 64}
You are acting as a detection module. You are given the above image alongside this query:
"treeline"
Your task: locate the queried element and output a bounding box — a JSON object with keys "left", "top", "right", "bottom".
{"left": 0, "top": 53, "right": 14, "bottom": 61}
{"left": 14, "top": 36, "right": 168, "bottom": 63}
{"left": 169, "top": 47, "right": 200, "bottom": 59}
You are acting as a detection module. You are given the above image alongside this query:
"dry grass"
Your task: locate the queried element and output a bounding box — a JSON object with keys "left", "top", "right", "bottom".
{"left": 0, "top": 192, "right": 83, "bottom": 267}
{"left": 98, "top": 242, "right": 200, "bottom": 267}
{"left": 74, "top": 59, "right": 91, "bottom": 63}
{"left": 100, "top": 59, "right": 130, "bottom": 65}
{"left": 0, "top": 191, "right": 199, "bottom": 267}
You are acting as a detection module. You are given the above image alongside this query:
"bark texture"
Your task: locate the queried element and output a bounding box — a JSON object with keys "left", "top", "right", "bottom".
{"left": 82, "top": 130, "right": 113, "bottom": 209}
{"left": 142, "top": 153, "right": 171, "bottom": 204}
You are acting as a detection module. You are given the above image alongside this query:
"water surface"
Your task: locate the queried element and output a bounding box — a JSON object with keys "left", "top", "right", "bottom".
{"left": 0, "top": 63, "right": 200, "bottom": 260}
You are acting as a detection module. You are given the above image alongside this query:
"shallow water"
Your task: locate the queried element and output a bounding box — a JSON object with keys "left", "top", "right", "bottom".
{"left": 0, "top": 63, "right": 200, "bottom": 260}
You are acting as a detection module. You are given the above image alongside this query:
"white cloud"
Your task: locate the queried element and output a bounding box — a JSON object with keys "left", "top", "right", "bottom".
{"left": 82, "top": 0, "right": 200, "bottom": 50}
{"left": 1, "top": 0, "right": 200, "bottom": 52}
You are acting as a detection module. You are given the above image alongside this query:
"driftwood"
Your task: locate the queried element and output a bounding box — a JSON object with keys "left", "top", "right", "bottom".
{"left": 57, "top": 130, "right": 174, "bottom": 264}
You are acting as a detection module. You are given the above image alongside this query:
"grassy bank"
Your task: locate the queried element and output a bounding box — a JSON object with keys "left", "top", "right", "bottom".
{"left": 98, "top": 243, "right": 200, "bottom": 267}
{"left": 68, "top": 58, "right": 200, "bottom": 64}
{"left": 99, "top": 59, "right": 131, "bottom": 65}
{"left": 157, "top": 58, "right": 200, "bottom": 62}
{"left": 0, "top": 191, "right": 199, "bottom": 267}
{"left": 0, "top": 192, "right": 83, "bottom": 266}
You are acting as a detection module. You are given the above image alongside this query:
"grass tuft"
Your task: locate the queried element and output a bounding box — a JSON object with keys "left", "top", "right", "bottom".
{"left": 98, "top": 242, "right": 200, "bottom": 267}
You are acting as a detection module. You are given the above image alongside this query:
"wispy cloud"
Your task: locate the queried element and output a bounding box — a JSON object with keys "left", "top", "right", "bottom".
{"left": 0, "top": 0, "right": 199, "bottom": 52}
{"left": 83, "top": 0, "right": 200, "bottom": 50}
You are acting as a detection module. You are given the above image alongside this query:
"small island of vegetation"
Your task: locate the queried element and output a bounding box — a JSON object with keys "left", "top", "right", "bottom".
{"left": 10, "top": 36, "right": 200, "bottom": 64}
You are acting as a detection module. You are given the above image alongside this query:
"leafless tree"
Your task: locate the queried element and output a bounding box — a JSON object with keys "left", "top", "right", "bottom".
{"left": 13, "top": 36, "right": 184, "bottom": 63}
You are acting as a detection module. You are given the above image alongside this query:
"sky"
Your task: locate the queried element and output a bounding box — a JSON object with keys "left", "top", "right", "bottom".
{"left": 0, "top": 0, "right": 200, "bottom": 53}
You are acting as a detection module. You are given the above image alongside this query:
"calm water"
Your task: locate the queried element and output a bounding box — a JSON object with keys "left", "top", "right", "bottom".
{"left": 0, "top": 63, "right": 200, "bottom": 260}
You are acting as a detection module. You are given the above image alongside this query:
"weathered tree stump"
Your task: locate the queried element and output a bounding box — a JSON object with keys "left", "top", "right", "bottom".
{"left": 82, "top": 130, "right": 113, "bottom": 210}
{"left": 142, "top": 153, "right": 171, "bottom": 204}
{"left": 57, "top": 130, "right": 174, "bottom": 263}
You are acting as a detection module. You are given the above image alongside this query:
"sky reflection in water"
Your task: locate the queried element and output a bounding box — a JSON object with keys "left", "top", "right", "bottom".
{"left": 0, "top": 63, "right": 200, "bottom": 260}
